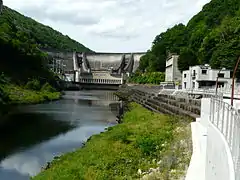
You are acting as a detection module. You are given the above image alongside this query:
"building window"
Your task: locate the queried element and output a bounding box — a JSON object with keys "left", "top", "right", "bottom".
{"left": 218, "top": 73, "right": 224, "bottom": 78}
{"left": 193, "top": 70, "right": 196, "bottom": 76}
{"left": 193, "top": 82, "right": 195, "bottom": 89}
{"left": 202, "top": 70, "right": 207, "bottom": 74}
{"left": 184, "top": 74, "right": 186, "bottom": 78}
{"left": 184, "top": 82, "right": 187, "bottom": 89}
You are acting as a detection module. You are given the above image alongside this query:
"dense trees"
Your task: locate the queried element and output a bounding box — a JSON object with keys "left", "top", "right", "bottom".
{"left": 139, "top": 0, "right": 240, "bottom": 75}
{"left": 0, "top": 6, "right": 91, "bottom": 83}
{"left": 0, "top": 5, "right": 91, "bottom": 106}
{"left": 0, "top": 6, "right": 91, "bottom": 52}
{"left": 139, "top": 24, "right": 188, "bottom": 73}
{"left": 178, "top": 48, "right": 198, "bottom": 72}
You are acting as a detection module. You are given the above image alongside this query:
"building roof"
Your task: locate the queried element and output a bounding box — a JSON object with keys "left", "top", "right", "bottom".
{"left": 186, "top": 64, "right": 230, "bottom": 72}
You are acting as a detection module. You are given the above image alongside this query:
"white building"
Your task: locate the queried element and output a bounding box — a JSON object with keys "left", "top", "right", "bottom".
{"left": 165, "top": 54, "right": 182, "bottom": 83}
{"left": 65, "top": 73, "right": 74, "bottom": 81}
{"left": 182, "top": 64, "right": 232, "bottom": 90}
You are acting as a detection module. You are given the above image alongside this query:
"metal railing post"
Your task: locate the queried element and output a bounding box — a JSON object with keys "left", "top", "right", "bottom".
{"left": 221, "top": 102, "right": 225, "bottom": 133}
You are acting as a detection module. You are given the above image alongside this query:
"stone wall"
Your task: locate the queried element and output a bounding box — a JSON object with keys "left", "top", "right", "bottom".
{"left": 118, "top": 85, "right": 201, "bottom": 119}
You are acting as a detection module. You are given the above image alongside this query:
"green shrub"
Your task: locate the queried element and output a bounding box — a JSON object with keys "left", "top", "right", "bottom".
{"left": 41, "top": 82, "right": 56, "bottom": 92}
{"left": 109, "top": 128, "right": 133, "bottom": 144}
{"left": 0, "top": 73, "right": 9, "bottom": 104}
{"left": 128, "top": 72, "right": 165, "bottom": 84}
{"left": 4, "top": 84, "right": 60, "bottom": 104}
{"left": 25, "top": 79, "right": 41, "bottom": 91}
{"left": 136, "top": 136, "right": 160, "bottom": 155}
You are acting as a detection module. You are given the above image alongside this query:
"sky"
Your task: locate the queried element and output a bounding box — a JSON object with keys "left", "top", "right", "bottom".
{"left": 3, "top": 0, "right": 210, "bottom": 52}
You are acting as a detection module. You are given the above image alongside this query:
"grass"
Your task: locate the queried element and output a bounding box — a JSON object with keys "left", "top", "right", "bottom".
{"left": 4, "top": 84, "right": 61, "bottom": 104}
{"left": 32, "top": 103, "right": 192, "bottom": 180}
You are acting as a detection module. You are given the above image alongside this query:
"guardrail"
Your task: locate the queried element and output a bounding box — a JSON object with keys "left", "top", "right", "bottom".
{"left": 184, "top": 87, "right": 240, "bottom": 97}
{"left": 217, "top": 86, "right": 240, "bottom": 95}
{"left": 210, "top": 98, "right": 240, "bottom": 179}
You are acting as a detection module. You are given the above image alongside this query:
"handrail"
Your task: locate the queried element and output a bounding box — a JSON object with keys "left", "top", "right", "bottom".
{"left": 210, "top": 98, "right": 240, "bottom": 179}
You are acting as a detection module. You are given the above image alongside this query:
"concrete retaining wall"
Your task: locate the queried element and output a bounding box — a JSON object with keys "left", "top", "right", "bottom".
{"left": 186, "top": 98, "right": 235, "bottom": 180}
{"left": 185, "top": 120, "right": 207, "bottom": 180}
{"left": 205, "top": 122, "right": 235, "bottom": 180}
{"left": 126, "top": 88, "right": 201, "bottom": 119}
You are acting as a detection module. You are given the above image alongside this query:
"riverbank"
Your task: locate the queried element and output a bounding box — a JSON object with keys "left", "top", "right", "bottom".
{"left": 33, "top": 102, "right": 192, "bottom": 180}
{"left": 0, "top": 84, "right": 61, "bottom": 120}
{"left": 4, "top": 85, "right": 61, "bottom": 105}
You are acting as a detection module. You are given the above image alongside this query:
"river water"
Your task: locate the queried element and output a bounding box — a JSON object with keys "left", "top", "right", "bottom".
{"left": 0, "top": 90, "right": 122, "bottom": 180}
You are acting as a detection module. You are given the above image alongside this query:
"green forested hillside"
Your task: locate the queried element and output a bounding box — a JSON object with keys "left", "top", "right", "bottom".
{"left": 139, "top": 0, "right": 240, "bottom": 75}
{"left": 0, "top": 6, "right": 91, "bottom": 82}
{"left": 0, "top": 5, "right": 91, "bottom": 107}
{"left": 0, "top": 6, "right": 91, "bottom": 52}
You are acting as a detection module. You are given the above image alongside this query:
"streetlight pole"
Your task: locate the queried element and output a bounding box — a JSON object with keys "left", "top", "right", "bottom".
{"left": 231, "top": 56, "right": 240, "bottom": 106}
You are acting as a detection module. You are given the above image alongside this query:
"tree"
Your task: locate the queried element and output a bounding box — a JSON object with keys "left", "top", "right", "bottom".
{"left": 0, "top": 5, "right": 92, "bottom": 86}
{"left": 0, "top": 6, "right": 92, "bottom": 53}
{"left": 178, "top": 48, "right": 198, "bottom": 72}
{"left": 139, "top": 24, "right": 188, "bottom": 73}
{"left": 137, "top": 0, "right": 240, "bottom": 76}
{"left": 210, "top": 38, "right": 240, "bottom": 70}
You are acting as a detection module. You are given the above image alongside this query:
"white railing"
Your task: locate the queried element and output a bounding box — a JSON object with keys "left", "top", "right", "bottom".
{"left": 210, "top": 98, "right": 240, "bottom": 180}
{"left": 174, "top": 89, "right": 223, "bottom": 99}
{"left": 217, "top": 86, "right": 240, "bottom": 96}
{"left": 177, "top": 84, "right": 240, "bottom": 96}
{"left": 78, "top": 78, "right": 122, "bottom": 84}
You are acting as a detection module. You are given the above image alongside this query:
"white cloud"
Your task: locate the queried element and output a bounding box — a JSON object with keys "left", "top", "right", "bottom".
{"left": 3, "top": 0, "right": 210, "bottom": 52}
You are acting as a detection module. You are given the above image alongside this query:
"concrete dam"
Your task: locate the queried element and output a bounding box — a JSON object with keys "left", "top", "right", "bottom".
{"left": 47, "top": 51, "right": 145, "bottom": 89}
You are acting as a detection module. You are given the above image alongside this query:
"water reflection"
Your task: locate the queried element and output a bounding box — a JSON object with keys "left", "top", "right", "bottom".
{"left": 0, "top": 113, "right": 75, "bottom": 161}
{"left": 0, "top": 90, "right": 121, "bottom": 180}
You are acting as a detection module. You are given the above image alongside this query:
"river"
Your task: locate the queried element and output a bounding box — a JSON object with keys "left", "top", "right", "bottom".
{"left": 0, "top": 90, "right": 122, "bottom": 180}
